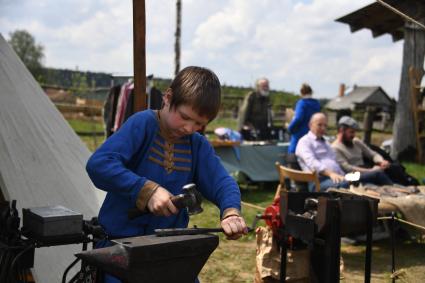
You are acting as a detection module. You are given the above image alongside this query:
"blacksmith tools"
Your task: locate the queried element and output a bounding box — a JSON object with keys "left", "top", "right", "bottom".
{"left": 154, "top": 226, "right": 253, "bottom": 237}
{"left": 128, "top": 183, "right": 203, "bottom": 219}
{"left": 75, "top": 234, "right": 219, "bottom": 283}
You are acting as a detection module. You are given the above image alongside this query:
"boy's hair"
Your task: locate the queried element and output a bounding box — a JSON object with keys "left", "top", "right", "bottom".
{"left": 169, "top": 66, "right": 221, "bottom": 121}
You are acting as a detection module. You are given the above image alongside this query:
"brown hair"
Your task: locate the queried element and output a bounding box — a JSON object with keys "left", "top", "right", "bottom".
{"left": 168, "top": 66, "right": 221, "bottom": 121}
{"left": 300, "top": 83, "right": 313, "bottom": 96}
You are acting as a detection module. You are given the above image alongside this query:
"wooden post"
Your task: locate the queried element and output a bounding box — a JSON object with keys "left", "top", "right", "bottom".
{"left": 133, "top": 0, "right": 147, "bottom": 113}
{"left": 409, "top": 66, "right": 425, "bottom": 163}
{"left": 391, "top": 21, "right": 425, "bottom": 160}
{"left": 174, "top": 0, "right": 182, "bottom": 76}
{"left": 363, "top": 106, "right": 376, "bottom": 145}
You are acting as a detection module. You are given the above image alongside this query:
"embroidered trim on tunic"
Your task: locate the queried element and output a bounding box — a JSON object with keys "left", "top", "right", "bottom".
{"left": 148, "top": 136, "right": 191, "bottom": 174}
{"left": 148, "top": 156, "right": 191, "bottom": 173}
{"left": 154, "top": 139, "right": 191, "bottom": 154}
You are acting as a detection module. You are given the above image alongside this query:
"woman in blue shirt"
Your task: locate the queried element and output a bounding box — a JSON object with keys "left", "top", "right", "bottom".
{"left": 287, "top": 83, "right": 321, "bottom": 154}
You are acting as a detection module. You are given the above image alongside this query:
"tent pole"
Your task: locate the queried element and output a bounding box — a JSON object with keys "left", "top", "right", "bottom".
{"left": 133, "top": 0, "right": 147, "bottom": 113}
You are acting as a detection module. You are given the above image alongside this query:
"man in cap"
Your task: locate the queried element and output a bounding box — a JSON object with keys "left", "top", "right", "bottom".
{"left": 331, "top": 116, "right": 393, "bottom": 186}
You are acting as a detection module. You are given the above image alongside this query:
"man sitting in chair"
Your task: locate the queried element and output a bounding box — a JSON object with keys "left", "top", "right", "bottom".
{"left": 331, "top": 116, "right": 393, "bottom": 186}
{"left": 295, "top": 113, "right": 349, "bottom": 191}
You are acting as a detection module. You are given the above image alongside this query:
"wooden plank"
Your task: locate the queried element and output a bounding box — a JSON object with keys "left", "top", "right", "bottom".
{"left": 133, "top": 0, "right": 147, "bottom": 113}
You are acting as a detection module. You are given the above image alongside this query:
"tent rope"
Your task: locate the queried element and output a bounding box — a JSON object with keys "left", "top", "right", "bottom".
{"left": 378, "top": 216, "right": 425, "bottom": 231}
{"left": 241, "top": 201, "right": 266, "bottom": 211}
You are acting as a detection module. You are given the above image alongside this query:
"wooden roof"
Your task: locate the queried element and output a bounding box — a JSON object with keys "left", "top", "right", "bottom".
{"left": 325, "top": 86, "right": 394, "bottom": 110}
{"left": 336, "top": 0, "right": 425, "bottom": 42}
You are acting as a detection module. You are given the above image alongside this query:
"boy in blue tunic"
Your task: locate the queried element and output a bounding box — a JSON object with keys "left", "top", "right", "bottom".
{"left": 86, "top": 66, "right": 248, "bottom": 282}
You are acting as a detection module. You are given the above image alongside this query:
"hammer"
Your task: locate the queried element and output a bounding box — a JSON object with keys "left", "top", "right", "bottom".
{"left": 128, "top": 183, "right": 203, "bottom": 219}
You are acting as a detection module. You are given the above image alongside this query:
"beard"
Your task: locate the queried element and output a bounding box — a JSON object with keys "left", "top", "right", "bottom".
{"left": 342, "top": 138, "right": 354, "bottom": 147}
{"left": 259, "top": 90, "right": 269, "bottom": 96}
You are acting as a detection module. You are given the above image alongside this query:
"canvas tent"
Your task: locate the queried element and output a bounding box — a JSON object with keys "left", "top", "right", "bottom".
{"left": 0, "top": 34, "right": 105, "bottom": 282}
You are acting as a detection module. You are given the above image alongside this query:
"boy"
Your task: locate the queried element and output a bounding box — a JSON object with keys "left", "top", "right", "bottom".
{"left": 86, "top": 66, "right": 248, "bottom": 280}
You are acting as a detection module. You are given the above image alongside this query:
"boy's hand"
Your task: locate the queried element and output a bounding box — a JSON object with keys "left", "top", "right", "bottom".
{"left": 147, "top": 187, "right": 179, "bottom": 216}
{"left": 220, "top": 215, "right": 248, "bottom": 240}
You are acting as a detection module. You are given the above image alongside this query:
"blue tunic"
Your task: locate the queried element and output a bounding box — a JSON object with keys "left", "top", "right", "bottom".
{"left": 86, "top": 110, "right": 241, "bottom": 238}
{"left": 287, "top": 98, "right": 321, "bottom": 153}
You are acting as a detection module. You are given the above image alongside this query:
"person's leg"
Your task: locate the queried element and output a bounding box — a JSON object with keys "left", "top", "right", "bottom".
{"left": 360, "top": 170, "right": 393, "bottom": 186}
{"left": 318, "top": 176, "right": 349, "bottom": 191}
{"left": 285, "top": 153, "right": 308, "bottom": 192}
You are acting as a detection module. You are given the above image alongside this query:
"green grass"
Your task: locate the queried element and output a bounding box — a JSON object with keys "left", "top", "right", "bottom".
{"left": 402, "top": 162, "right": 425, "bottom": 184}
{"left": 67, "top": 118, "right": 104, "bottom": 133}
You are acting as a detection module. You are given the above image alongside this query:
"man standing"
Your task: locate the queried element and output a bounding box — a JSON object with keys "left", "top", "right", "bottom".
{"left": 331, "top": 116, "right": 393, "bottom": 186}
{"left": 237, "top": 78, "right": 272, "bottom": 140}
{"left": 295, "top": 113, "right": 349, "bottom": 191}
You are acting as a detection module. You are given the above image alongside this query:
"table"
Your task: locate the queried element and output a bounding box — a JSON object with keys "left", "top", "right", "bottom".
{"left": 214, "top": 142, "right": 289, "bottom": 182}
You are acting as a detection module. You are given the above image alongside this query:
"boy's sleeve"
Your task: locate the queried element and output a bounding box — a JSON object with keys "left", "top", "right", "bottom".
{"left": 86, "top": 113, "right": 152, "bottom": 205}
{"left": 192, "top": 135, "right": 241, "bottom": 218}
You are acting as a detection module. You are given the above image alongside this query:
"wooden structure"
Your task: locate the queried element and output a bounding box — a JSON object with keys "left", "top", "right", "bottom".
{"left": 409, "top": 66, "right": 425, "bottom": 162}
{"left": 325, "top": 86, "right": 395, "bottom": 140}
{"left": 336, "top": 0, "right": 425, "bottom": 161}
{"left": 275, "top": 162, "right": 320, "bottom": 192}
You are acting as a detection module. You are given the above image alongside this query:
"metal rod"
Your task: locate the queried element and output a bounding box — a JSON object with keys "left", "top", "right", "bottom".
{"left": 279, "top": 228, "right": 287, "bottom": 283}
{"left": 364, "top": 202, "right": 372, "bottom": 283}
{"left": 391, "top": 212, "right": 396, "bottom": 283}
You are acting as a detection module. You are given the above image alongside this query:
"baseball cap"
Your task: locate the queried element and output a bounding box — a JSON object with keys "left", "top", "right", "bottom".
{"left": 338, "top": 116, "right": 359, "bottom": 130}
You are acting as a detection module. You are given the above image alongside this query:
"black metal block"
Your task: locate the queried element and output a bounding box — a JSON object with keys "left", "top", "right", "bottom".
{"left": 76, "top": 234, "right": 219, "bottom": 283}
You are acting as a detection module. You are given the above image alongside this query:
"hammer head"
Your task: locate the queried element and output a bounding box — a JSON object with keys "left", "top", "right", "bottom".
{"left": 181, "top": 183, "right": 203, "bottom": 215}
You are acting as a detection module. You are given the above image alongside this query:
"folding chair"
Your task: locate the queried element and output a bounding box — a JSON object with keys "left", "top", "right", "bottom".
{"left": 275, "top": 162, "right": 320, "bottom": 194}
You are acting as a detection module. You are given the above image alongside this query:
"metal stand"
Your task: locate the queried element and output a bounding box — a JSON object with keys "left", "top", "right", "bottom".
{"left": 279, "top": 192, "right": 378, "bottom": 283}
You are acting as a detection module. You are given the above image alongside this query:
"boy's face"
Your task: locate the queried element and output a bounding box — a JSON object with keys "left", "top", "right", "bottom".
{"left": 161, "top": 91, "right": 209, "bottom": 139}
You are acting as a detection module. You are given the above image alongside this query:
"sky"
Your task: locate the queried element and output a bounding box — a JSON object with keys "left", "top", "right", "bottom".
{"left": 0, "top": 0, "right": 405, "bottom": 98}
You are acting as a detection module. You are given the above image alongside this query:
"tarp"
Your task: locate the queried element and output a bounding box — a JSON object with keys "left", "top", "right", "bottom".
{"left": 214, "top": 143, "right": 288, "bottom": 182}
{"left": 0, "top": 33, "right": 105, "bottom": 282}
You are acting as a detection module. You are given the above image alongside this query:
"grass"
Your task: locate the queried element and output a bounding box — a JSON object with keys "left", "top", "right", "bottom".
{"left": 67, "top": 118, "right": 104, "bottom": 133}
{"left": 402, "top": 162, "right": 425, "bottom": 184}
{"left": 70, "top": 117, "right": 425, "bottom": 283}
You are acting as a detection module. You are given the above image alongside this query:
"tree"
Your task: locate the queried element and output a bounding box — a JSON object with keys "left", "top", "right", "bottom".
{"left": 8, "top": 30, "right": 44, "bottom": 75}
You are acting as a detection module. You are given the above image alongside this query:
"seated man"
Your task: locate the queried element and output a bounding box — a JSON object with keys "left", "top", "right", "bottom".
{"left": 331, "top": 116, "right": 393, "bottom": 186}
{"left": 295, "top": 113, "right": 349, "bottom": 191}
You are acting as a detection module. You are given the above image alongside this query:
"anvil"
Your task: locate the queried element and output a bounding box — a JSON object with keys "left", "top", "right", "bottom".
{"left": 75, "top": 234, "right": 219, "bottom": 283}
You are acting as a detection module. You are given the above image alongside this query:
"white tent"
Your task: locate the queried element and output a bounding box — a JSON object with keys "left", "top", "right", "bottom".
{"left": 0, "top": 33, "right": 105, "bottom": 282}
